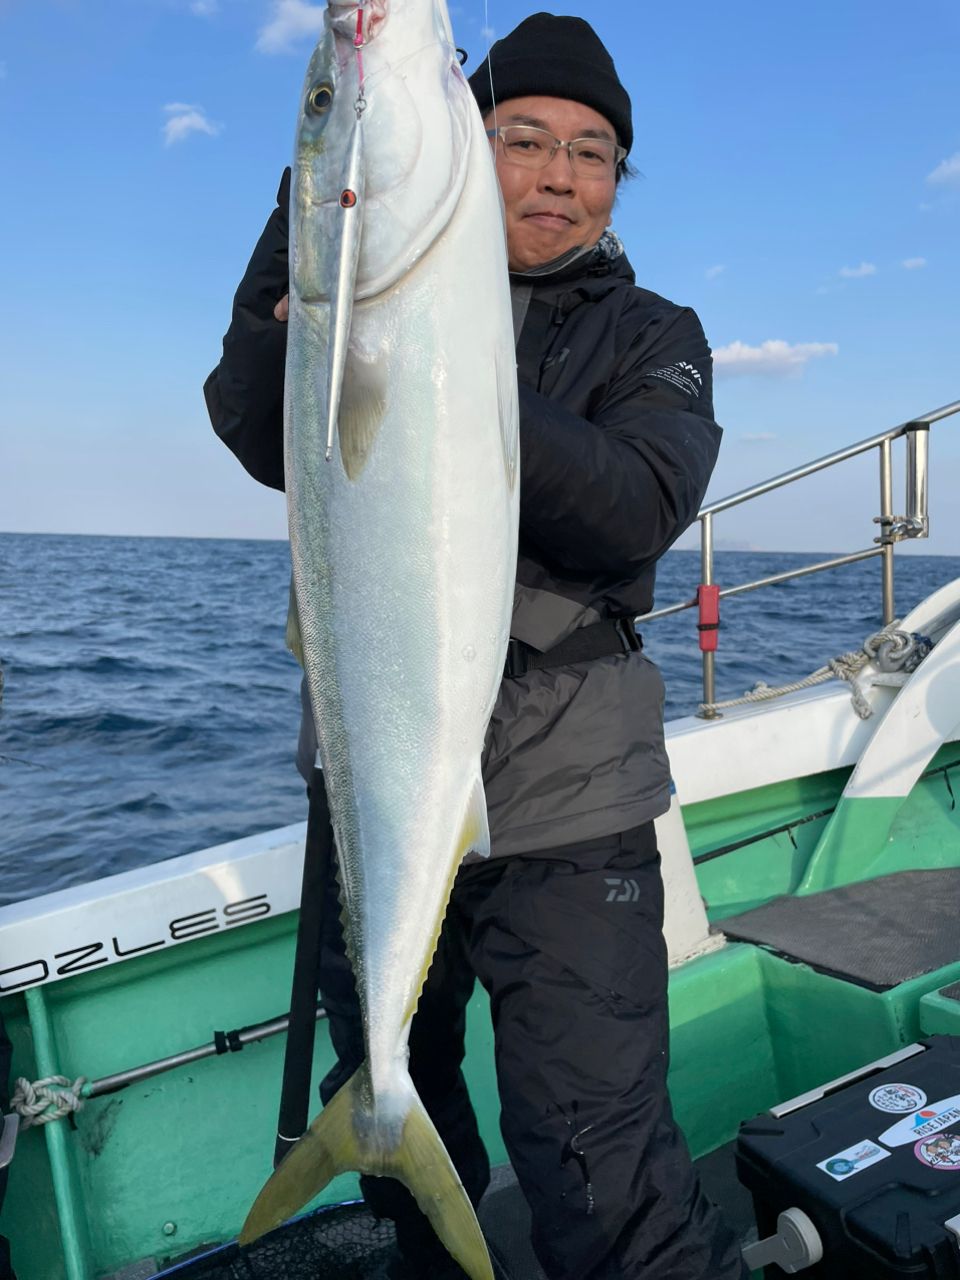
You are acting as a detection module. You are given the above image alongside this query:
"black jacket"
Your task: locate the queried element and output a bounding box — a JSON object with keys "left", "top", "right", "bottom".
{"left": 205, "top": 170, "right": 720, "bottom": 855}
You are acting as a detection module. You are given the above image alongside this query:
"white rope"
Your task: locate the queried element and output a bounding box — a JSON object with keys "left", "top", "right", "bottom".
{"left": 11, "top": 1075, "right": 87, "bottom": 1128}
{"left": 698, "top": 623, "right": 931, "bottom": 720}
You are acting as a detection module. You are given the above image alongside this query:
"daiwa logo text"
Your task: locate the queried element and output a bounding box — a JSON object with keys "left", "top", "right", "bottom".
{"left": 605, "top": 878, "right": 640, "bottom": 903}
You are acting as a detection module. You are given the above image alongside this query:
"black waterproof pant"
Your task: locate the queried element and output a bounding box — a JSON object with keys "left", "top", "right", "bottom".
{"left": 312, "top": 790, "right": 746, "bottom": 1280}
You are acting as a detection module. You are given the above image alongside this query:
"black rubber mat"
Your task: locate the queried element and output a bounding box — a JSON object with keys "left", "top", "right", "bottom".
{"left": 150, "top": 1174, "right": 539, "bottom": 1280}
{"left": 147, "top": 1153, "right": 752, "bottom": 1279}
{"left": 479, "top": 1165, "right": 546, "bottom": 1280}
{"left": 721, "top": 869, "right": 960, "bottom": 990}
{"left": 150, "top": 1203, "right": 396, "bottom": 1280}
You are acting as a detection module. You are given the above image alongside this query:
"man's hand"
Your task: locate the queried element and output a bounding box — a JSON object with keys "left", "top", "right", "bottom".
{"left": 274, "top": 294, "right": 289, "bottom": 323}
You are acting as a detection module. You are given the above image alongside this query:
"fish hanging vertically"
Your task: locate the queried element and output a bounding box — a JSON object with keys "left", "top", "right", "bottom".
{"left": 239, "top": 3, "right": 518, "bottom": 1277}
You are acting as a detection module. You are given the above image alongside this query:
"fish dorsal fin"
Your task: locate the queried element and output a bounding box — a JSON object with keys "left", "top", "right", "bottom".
{"left": 338, "top": 350, "right": 387, "bottom": 480}
{"left": 457, "top": 774, "right": 491, "bottom": 862}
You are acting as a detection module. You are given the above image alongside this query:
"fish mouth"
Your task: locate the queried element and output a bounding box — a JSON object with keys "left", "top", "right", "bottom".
{"left": 328, "top": 0, "right": 388, "bottom": 38}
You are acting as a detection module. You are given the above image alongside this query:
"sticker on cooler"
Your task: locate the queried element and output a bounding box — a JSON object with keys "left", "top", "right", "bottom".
{"left": 879, "top": 1095, "right": 960, "bottom": 1147}
{"left": 818, "top": 1139, "right": 891, "bottom": 1182}
{"left": 868, "top": 1083, "right": 928, "bottom": 1114}
{"left": 914, "top": 1130, "right": 960, "bottom": 1170}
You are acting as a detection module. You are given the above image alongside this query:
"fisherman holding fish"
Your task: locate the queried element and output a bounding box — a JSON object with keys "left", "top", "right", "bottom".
{"left": 207, "top": 7, "right": 746, "bottom": 1279}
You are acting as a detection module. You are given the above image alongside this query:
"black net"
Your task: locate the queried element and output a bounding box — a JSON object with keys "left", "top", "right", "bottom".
{"left": 156, "top": 1203, "right": 397, "bottom": 1280}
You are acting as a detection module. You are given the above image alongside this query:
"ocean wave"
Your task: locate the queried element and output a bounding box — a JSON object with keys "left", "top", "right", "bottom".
{"left": 2, "top": 531, "right": 957, "bottom": 904}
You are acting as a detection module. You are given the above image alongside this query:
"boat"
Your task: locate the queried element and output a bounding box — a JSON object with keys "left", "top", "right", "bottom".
{"left": 2, "top": 399, "right": 959, "bottom": 1280}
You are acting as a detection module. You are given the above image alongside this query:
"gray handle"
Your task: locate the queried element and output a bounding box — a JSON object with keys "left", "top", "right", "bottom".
{"left": 742, "top": 1208, "right": 823, "bottom": 1274}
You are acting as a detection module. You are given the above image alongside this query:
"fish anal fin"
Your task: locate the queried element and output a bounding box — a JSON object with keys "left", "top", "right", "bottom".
{"left": 402, "top": 775, "right": 491, "bottom": 1026}
{"left": 338, "top": 352, "right": 387, "bottom": 480}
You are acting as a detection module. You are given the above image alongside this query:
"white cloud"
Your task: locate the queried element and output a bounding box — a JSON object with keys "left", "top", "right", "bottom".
{"left": 481, "top": 25, "right": 496, "bottom": 40}
{"left": 714, "top": 340, "right": 838, "bottom": 379}
{"left": 257, "top": 0, "right": 324, "bottom": 53}
{"left": 162, "top": 103, "right": 222, "bottom": 146}
{"left": 191, "top": 0, "right": 219, "bottom": 14}
{"left": 741, "top": 433, "right": 777, "bottom": 442}
{"left": 705, "top": 264, "right": 726, "bottom": 280}
{"left": 838, "top": 262, "right": 877, "bottom": 278}
{"left": 902, "top": 257, "right": 927, "bottom": 270}
{"left": 927, "top": 151, "right": 960, "bottom": 187}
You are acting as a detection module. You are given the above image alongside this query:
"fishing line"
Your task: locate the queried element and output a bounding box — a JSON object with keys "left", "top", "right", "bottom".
{"left": 484, "top": 0, "right": 496, "bottom": 133}
{"left": 350, "top": 39, "right": 452, "bottom": 99}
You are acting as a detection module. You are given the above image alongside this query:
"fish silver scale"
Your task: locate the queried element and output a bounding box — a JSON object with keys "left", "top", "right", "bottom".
{"left": 287, "top": 4, "right": 517, "bottom": 1113}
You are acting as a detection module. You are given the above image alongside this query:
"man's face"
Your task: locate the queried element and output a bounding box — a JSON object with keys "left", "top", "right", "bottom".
{"left": 484, "top": 95, "right": 619, "bottom": 273}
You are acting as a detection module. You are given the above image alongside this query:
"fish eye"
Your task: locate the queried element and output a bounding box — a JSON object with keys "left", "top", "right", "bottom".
{"left": 307, "top": 83, "right": 334, "bottom": 115}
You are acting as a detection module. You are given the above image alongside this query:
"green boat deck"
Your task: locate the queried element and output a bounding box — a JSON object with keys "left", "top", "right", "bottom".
{"left": 5, "top": 744, "right": 960, "bottom": 1279}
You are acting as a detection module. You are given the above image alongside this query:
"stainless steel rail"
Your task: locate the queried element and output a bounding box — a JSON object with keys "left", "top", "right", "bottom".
{"left": 82, "top": 1006, "right": 327, "bottom": 1098}
{"left": 639, "top": 400, "right": 960, "bottom": 716}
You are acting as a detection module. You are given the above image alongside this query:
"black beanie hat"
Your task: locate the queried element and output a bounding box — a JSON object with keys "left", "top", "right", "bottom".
{"left": 468, "top": 13, "right": 633, "bottom": 155}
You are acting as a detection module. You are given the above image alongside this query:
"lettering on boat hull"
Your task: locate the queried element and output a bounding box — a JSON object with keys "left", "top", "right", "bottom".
{"left": 0, "top": 894, "right": 272, "bottom": 994}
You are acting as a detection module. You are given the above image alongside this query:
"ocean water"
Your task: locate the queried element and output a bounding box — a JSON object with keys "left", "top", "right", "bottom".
{"left": 1, "top": 532, "right": 956, "bottom": 907}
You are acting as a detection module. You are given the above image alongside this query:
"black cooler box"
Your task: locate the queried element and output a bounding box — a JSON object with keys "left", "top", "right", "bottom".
{"left": 737, "top": 1037, "right": 960, "bottom": 1277}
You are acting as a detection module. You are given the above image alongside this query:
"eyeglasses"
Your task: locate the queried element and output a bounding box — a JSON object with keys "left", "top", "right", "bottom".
{"left": 485, "top": 125, "right": 626, "bottom": 178}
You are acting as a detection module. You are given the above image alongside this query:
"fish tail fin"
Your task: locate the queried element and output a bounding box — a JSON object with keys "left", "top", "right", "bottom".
{"left": 239, "top": 1065, "right": 493, "bottom": 1280}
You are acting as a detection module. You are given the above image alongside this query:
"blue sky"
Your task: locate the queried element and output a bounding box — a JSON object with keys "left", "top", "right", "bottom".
{"left": 2, "top": 0, "right": 959, "bottom": 553}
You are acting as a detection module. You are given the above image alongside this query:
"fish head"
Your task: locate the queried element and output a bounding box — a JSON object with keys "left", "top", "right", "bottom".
{"left": 289, "top": 20, "right": 347, "bottom": 304}
{"left": 291, "top": 0, "right": 476, "bottom": 304}
{"left": 294, "top": 23, "right": 340, "bottom": 162}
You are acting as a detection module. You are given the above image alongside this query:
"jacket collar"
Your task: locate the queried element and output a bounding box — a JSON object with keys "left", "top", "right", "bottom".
{"left": 509, "top": 230, "right": 636, "bottom": 293}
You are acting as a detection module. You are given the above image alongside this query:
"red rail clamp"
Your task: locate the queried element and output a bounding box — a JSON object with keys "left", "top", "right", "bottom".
{"left": 697, "top": 584, "right": 721, "bottom": 652}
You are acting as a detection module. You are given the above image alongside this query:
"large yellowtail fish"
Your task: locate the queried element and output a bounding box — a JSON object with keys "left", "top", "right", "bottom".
{"left": 239, "top": 2, "right": 518, "bottom": 1276}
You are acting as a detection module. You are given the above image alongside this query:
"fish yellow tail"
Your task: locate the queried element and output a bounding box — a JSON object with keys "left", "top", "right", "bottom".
{"left": 239, "top": 1064, "right": 493, "bottom": 1280}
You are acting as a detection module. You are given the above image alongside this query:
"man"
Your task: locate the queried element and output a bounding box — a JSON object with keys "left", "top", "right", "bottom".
{"left": 206, "top": 12, "right": 746, "bottom": 1279}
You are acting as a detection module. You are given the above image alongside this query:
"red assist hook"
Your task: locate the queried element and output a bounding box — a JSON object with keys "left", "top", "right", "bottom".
{"left": 353, "top": 2, "right": 367, "bottom": 112}
{"left": 697, "top": 584, "right": 720, "bottom": 653}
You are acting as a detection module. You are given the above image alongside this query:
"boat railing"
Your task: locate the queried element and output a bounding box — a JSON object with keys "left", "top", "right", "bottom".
{"left": 639, "top": 399, "right": 960, "bottom": 716}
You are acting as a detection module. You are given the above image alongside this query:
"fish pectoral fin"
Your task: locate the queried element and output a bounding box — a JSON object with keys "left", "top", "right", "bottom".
{"left": 338, "top": 351, "right": 387, "bottom": 480}
{"left": 240, "top": 1066, "right": 493, "bottom": 1280}
{"left": 458, "top": 774, "right": 491, "bottom": 861}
